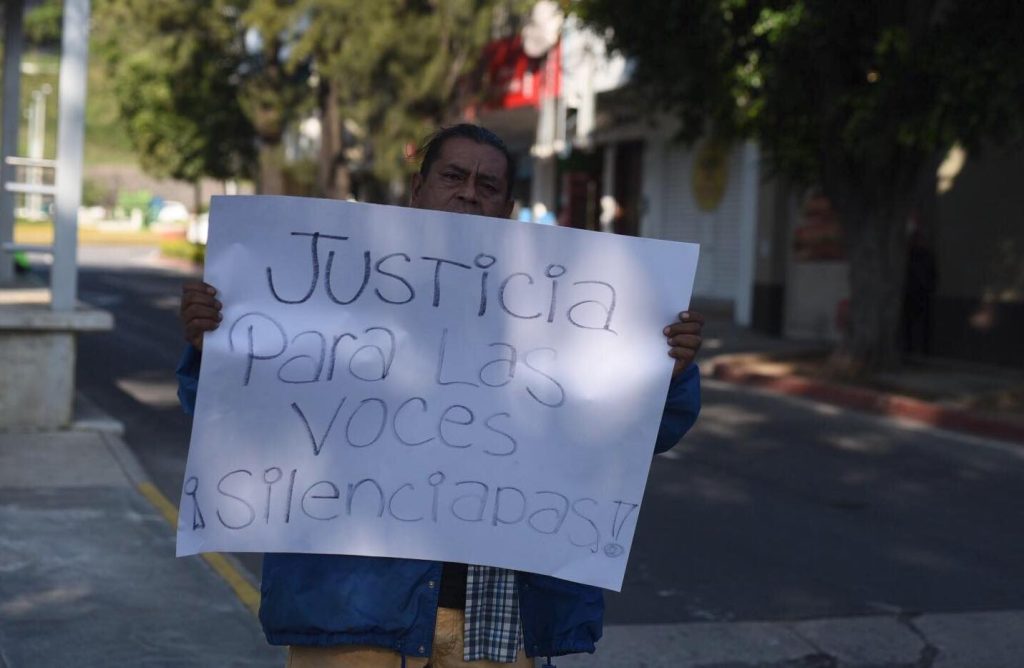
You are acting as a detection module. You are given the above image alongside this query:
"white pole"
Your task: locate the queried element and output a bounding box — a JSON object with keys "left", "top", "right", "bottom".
{"left": 51, "top": 0, "right": 91, "bottom": 310}
{"left": 0, "top": 0, "right": 25, "bottom": 284}
{"left": 27, "top": 87, "right": 49, "bottom": 217}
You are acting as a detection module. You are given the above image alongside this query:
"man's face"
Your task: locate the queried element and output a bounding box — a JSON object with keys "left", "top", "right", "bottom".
{"left": 410, "top": 136, "right": 514, "bottom": 219}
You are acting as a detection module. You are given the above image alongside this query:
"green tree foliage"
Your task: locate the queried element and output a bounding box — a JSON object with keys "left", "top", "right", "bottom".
{"left": 237, "top": 0, "right": 311, "bottom": 194}
{"left": 93, "top": 0, "right": 257, "bottom": 195}
{"left": 24, "top": 0, "right": 63, "bottom": 47}
{"left": 290, "top": 0, "right": 520, "bottom": 197}
{"left": 94, "top": 0, "right": 517, "bottom": 199}
{"left": 581, "top": 0, "right": 1024, "bottom": 373}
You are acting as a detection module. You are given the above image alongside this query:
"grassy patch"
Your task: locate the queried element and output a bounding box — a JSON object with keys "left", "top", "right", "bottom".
{"left": 159, "top": 239, "right": 205, "bottom": 265}
{"left": 14, "top": 220, "right": 165, "bottom": 246}
{"left": 13, "top": 220, "right": 205, "bottom": 265}
{"left": 13, "top": 220, "right": 54, "bottom": 245}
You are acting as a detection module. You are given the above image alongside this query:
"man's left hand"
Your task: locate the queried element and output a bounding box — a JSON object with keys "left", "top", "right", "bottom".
{"left": 664, "top": 311, "right": 704, "bottom": 378}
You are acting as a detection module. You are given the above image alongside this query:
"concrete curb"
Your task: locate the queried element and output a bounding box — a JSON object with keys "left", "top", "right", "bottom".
{"left": 97, "top": 429, "right": 264, "bottom": 599}
{"left": 70, "top": 394, "right": 264, "bottom": 602}
{"left": 71, "top": 392, "right": 125, "bottom": 435}
{"left": 707, "top": 358, "right": 1024, "bottom": 446}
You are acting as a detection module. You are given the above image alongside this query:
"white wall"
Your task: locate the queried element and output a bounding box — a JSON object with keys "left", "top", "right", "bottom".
{"left": 642, "top": 139, "right": 754, "bottom": 313}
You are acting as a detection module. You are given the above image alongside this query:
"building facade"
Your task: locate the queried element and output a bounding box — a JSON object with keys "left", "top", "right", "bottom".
{"left": 468, "top": 2, "right": 1023, "bottom": 367}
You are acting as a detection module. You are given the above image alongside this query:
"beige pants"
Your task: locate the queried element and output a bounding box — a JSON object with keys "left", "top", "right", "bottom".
{"left": 286, "top": 607, "right": 536, "bottom": 668}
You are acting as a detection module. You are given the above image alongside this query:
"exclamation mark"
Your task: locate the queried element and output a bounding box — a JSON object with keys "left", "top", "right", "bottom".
{"left": 603, "top": 500, "right": 638, "bottom": 557}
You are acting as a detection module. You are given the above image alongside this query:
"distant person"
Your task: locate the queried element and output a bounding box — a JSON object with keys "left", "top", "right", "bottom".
{"left": 177, "top": 124, "right": 704, "bottom": 667}
{"left": 903, "top": 224, "right": 938, "bottom": 357}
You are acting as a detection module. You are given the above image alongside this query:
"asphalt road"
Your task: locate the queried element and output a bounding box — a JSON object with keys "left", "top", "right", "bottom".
{"left": 64, "top": 245, "right": 1024, "bottom": 626}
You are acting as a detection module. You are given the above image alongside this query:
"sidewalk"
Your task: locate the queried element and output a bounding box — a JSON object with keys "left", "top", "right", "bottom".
{"left": 557, "top": 611, "right": 1024, "bottom": 667}
{"left": 0, "top": 417, "right": 283, "bottom": 667}
{"left": 698, "top": 307, "right": 1024, "bottom": 446}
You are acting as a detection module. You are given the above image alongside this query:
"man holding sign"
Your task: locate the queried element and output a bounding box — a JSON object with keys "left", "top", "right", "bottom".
{"left": 177, "top": 124, "right": 703, "bottom": 667}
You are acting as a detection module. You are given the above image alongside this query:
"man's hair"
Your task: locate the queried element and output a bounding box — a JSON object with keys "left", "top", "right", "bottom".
{"left": 417, "top": 124, "right": 515, "bottom": 199}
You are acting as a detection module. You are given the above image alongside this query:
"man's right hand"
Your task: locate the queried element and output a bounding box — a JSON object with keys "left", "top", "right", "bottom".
{"left": 180, "top": 282, "right": 222, "bottom": 351}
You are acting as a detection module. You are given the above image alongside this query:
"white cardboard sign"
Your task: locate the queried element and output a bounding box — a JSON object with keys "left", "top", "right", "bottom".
{"left": 176, "top": 195, "right": 699, "bottom": 591}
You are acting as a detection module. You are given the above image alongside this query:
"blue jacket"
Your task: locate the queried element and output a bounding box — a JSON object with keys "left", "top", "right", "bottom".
{"left": 177, "top": 345, "right": 700, "bottom": 659}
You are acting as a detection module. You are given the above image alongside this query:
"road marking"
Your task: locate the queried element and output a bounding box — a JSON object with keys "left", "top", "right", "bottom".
{"left": 136, "top": 481, "right": 261, "bottom": 615}
{"left": 137, "top": 481, "right": 178, "bottom": 524}
{"left": 115, "top": 378, "right": 182, "bottom": 408}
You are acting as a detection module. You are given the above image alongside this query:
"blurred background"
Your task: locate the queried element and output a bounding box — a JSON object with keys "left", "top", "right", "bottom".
{"left": 0, "top": 2, "right": 1022, "bottom": 666}
{"left": 3, "top": 0, "right": 1023, "bottom": 371}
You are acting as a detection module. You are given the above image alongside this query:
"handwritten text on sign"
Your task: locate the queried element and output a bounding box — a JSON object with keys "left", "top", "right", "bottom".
{"left": 176, "top": 195, "right": 699, "bottom": 591}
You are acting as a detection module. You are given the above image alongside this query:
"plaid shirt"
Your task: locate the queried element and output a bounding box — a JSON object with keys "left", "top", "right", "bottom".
{"left": 462, "top": 566, "right": 522, "bottom": 663}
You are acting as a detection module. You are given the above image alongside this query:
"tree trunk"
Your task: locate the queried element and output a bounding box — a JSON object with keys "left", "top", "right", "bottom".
{"left": 332, "top": 161, "right": 351, "bottom": 201}
{"left": 317, "top": 79, "right": 351, "bottom": 200}
{"left": 258, "top": 140, "right": 285, "bottom": 195}
{"left": 830, "top": 200, "right": 912, "bottom": 377}
{"left": 821, "top": 141, "right": 941, "bottom": 378}
{"left": 192, "top": 181, "right": 203, "bottom": 216}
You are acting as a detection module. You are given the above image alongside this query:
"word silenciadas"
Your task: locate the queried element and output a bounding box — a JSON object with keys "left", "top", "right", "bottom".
{"left": 183, "top": 467, "right": 640, "bottom": 558}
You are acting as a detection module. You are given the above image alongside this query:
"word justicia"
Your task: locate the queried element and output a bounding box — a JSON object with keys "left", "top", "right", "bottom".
{"left": 182, "top": 467, "right": 640, "bottom": 558}
{"left": 264, "top": 231, "right": 619, "bottom": 334}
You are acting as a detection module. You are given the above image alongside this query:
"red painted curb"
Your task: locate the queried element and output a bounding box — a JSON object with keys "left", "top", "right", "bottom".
{"left": 711, "top": 364, "right": 1024, "bottom": 445}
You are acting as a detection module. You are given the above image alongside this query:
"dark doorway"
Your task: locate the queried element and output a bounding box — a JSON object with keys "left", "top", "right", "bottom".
{"left": 613, "top": 140, "right": 644, "bottom": 236}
